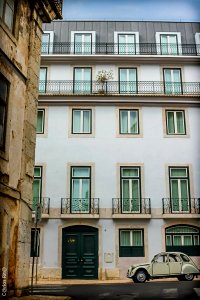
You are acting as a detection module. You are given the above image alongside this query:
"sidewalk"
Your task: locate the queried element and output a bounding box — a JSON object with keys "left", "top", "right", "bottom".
{"left": 32, "top": 276, "right": 200, "bottom": 285}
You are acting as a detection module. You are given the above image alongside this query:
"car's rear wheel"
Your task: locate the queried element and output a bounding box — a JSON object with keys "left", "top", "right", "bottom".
{"left": 134, "top": 270, "right": 147, "bottom": 283}
{"left": 177, "top": 274, "right": 194, "bottom": 281}
{"left": 183, "top": 274, "right": 194, "bottom": 281}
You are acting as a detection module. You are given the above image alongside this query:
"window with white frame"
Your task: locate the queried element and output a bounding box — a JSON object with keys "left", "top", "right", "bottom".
{"left": 120, "top": 167, "right": 141, "bottom": 213}
{"left": 195, "top": 33, "right": 200, "bottom": 55}
{"left": 72, "top": 109, "right": 91, "bottom": 134}
{"left": 36, "top": 109, "right": 45, "bottom": 134}
{"left": 119, "top": 68, "right": 137, "bottom": 94}
{"left": 160, "top": 34, "right": 178, "bottom": 55}
{"left": 114, "top": 32, "right": 139, "bottom": 54}
{"left": 41, "top": 31, "right": 54, "bottom": 54}
{"left": 33, "top": 166, "right": 42, "bottom": 211}
{"left": 0, "top": 73, "right": 9, "bottom": 149}
{"left": 70, "top": 166, "right": 91, "bottom": 213}
{"left": 39, "top": 67, "right": 47, "bottom": 93}
{"left": 0, "top": 0, "right": 15, "bottom": 31}
{"left": 169, "top": 167, "right": 190, "bottom": 213}
{"left": 119, "top": 229, "right": 144, "bottom": 257}
{"left": 71, "top": 31, "right": 96, "bottom": 54}
{"left": 166, "top": 110, "right": 186, "bottom": 135}
{"left": 163, "top": 68, "right": 182, "bottom": 95}
{"left": 74, "top": 67, "right": 92, "bottom": 94}
{"left": 156, "top": 32, "right": 182, "bottom": 55}
{"left": 119, "top": 109, "right": 139, "bottom": 134}
{"left": 166, "top": 225, "right": 200, "bottom": 256}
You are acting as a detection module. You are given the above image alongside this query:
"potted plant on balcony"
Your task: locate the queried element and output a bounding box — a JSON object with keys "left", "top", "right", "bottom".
{"left": 96, "top": 70, "right": 114, "bottom": 94}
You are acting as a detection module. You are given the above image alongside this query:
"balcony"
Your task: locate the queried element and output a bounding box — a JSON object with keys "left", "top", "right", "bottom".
{"left": 41, "top": 42, "right": 199, "bottom": 56}
{"left": 112, "top": 198, "right": 151, "bottom": 218}
{"left": 61, "top": 198, "right": 100, "bottom": 218}
{"left": 32, "top": 197, "right": 50, "bottom": 218}
{"left": 162, "top": 198, "right": 200, "bottom": 217}
{"left": 39, "top": 80, "right": 200, "bottom": 97}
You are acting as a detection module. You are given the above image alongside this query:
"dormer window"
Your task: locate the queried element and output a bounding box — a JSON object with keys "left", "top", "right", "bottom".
{"left": 114, "top": 32, "right": 139, "bottom": 54}
{"left": 71, "top": 31, "right": 96, "bottom": 54}
{"left": 195, "top": 33, "right": 200, "bottom": 55}
{"left": 41, "top": 31, "right": 54, "bottom": 54}
{"left": 156, "top": 32, "right": 182, "bottom": 55}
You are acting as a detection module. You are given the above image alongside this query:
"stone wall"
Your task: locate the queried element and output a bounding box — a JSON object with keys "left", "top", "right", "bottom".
{"left": 0, "top": 0, "right": 62, "bottom": 297}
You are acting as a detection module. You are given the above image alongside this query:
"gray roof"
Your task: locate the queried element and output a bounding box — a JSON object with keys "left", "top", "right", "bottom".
{"left": 43, "top": 21, "right": 200, "bottom": 44}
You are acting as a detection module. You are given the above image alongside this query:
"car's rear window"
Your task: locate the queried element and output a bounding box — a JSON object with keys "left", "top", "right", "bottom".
{"left": 180, "top": 254, "right": 190, "bottom": 262}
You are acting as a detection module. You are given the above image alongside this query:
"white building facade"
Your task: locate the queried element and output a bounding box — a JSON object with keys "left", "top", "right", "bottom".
{"left": 32, "top": 21, "right": 200, "bottom": 280}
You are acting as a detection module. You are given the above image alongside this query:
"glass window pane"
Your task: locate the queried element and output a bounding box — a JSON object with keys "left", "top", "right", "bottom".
{"left": 164, "top": 70, "right": 172, "bottom": 82}
{"left": 122, "top": 179, "right": 129, "bottom": 198}
{"left": 33, "top": 179, "right": 41, "bottom": 199}
{"left": 82, "top": 179, "right": 89, "bottom": 199}
{"left": 194, "top": 235, "right": 199, "bottom": 245}
{"left": 171, "top": 179, "right": 179, "bottom": 211}
{"left": 37, "top": 110, "right": 44, "bottom": 133}
{"left": 34, "top": 167, "right": 41, "bottom": 177}
{"left": 5, "top": 3, "right": 13, "bottom": 30}
{"left": 121, "top": 231, "right": 130, "bottom": 246}
{"left": 173, "top": 70, "right": 181, "bottom": 82}
{"left": 73, "top": 110, "right": 81, "bottom": 133}
{"left": 122, "top": 168, "right": 139, "bottom": 177}
{"left": 72, "top": 179, "right": 79, "bottom": 198}
{"left": 84, "top": 69, "right": 91, "bottom": 81}
{"left": 171, "top": 168, "right": 187, "bottom": 177}
{"left": 75, "top": 69, "right": 82, "bottom": 80}
{"left": 130, "top": 111, "right": 138, "bottom": 133}
{"left": 83, "top": 110, "right": 90, "bottom": 132}
{"left": 120, "top": 69, "right": 127, "bottom": 81}
{"left": 132, "top": 179, "right": 139, "bottom": 198}
{"left": 132, "top": 231, "right": 142, "bottom": 246}
{"left": 129, "top": 69, "right": 136, "bottom": 81}
{"left": 122, "top": 180, "right": 130, "bottom": 211}
{"left": 173, "top": 235, "right": 182, "bottom": 246}
{"left": 39, "top": 68, "right": 47, "bottom": 81}
{"left": 120, "top": 111, "right": 128, "bottom": 133}
{"left": 176, "top": 111, "right": 184, "bottom": 134}
{"left": 75, "top": 34, "right": 82, "bottom": 43}
{"left": 42, "top": 34, "right": 50, "bottom": 44}
{"left": 183, "top": 236, "right": 192, "bottom": 246}
{"left": 72, "top": 167, "right": 90, "bottom": 177}
{"left": 167, "top": 112, "right": 175, "bottom": 134}
{"left": 166, "top": 226, "right": 198, "bottom": 234}
{"left": 166, "top": 235, "right": 172, "bottom": 246}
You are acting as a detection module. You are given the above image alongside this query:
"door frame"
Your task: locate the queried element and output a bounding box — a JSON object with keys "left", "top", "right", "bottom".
{"left": 61, "top": 225, "right": 99, "bottom": 279}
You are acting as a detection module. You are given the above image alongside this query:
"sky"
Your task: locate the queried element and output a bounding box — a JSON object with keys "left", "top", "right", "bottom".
{"left": 62, "top": 0, "right": 200, "bottom": 22}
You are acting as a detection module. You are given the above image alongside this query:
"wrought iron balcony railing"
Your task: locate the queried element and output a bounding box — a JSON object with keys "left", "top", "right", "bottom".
{"left": 162, "top": 198, "right": 200, "bottom": 214}
{"left": 112, "top": 198, "right": 151, "bottom": 214}
{"left": 61, "top": 198, "right": 99, "bottom": 214}
{"left": 41, "top": 42, "right": 200, "bottom": 56}
{"left": 39, "top": 80, "right": 200, "bottom": 96}
{"left": 32, "top": 197, "right": 50, "bottom": 214}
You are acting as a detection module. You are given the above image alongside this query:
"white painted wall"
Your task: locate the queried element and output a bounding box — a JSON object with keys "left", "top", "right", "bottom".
{"left": 43, "top": 64, "right": 200, "bottom": 82}
{"left": 36, "top": 105, "right": 200, "bottom": 208}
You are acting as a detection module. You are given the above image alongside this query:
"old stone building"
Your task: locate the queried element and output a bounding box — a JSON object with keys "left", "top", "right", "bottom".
{"left": 0, "top": 0, "right": 62, "bottom": 296}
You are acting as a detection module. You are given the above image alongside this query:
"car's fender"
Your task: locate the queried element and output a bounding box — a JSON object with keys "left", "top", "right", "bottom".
{"left": 182, "top": 263, "right": 200, "bottom": 274}
{"left": 128, "top": 264, "right": 151, "bottom": 278}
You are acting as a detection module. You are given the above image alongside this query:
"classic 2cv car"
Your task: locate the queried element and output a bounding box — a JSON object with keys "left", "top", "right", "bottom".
{"left": 127, "top": 251, "right": 200, "bottom": 283}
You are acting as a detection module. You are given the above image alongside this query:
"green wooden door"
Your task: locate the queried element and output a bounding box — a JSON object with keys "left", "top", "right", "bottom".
{"left": 62, "top": 226, "right": 98, "bottom": 279}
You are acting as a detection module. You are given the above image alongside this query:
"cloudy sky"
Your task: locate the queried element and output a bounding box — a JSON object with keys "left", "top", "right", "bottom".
{"left": 62, "top": 0, "right": 200, "bottom": 21}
